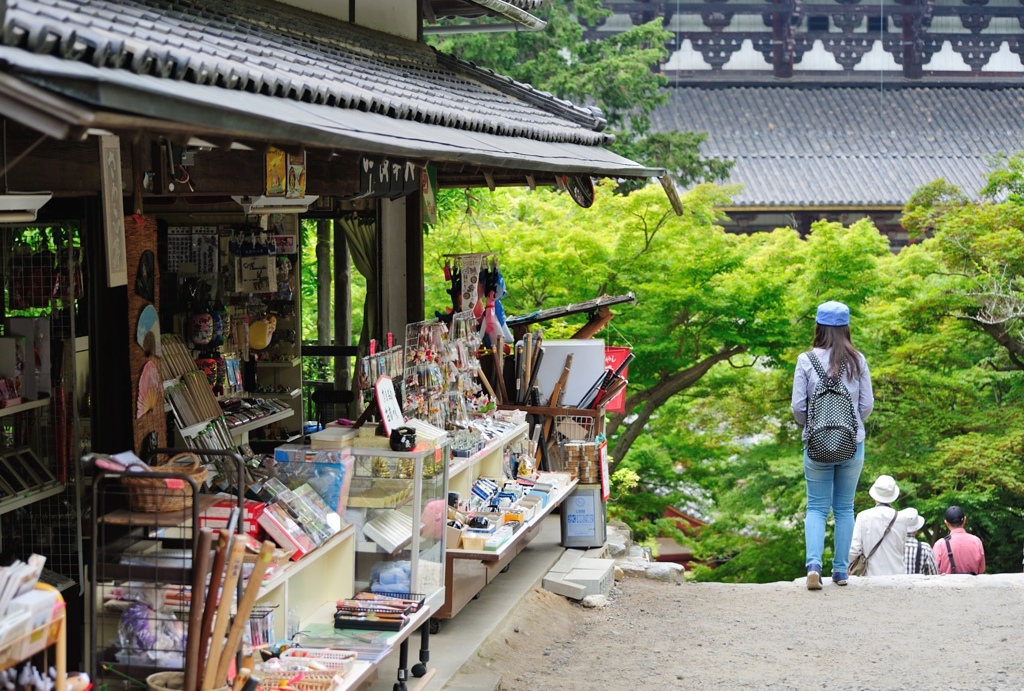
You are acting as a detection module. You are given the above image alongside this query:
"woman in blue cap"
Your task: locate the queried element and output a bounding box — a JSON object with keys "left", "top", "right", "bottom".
{"left": 792, "top": 301, "right": 874, "bottom": 589}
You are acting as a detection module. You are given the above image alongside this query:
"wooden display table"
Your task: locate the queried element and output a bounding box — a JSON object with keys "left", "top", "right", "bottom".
{"left": 436, "top": 472, "right": 577, "bottom": 622}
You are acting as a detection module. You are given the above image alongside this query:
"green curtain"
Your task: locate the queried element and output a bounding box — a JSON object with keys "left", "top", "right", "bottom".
{"left": 339, "top": 213, "right": 377, "bottom": 349}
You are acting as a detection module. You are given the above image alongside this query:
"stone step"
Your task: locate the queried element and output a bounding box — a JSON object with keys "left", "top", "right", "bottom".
{"left": 543, "top": 555, "right": 615, "bottom": 600}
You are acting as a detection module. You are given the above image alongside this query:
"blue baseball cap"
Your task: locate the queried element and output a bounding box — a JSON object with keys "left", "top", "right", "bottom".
{"left": 816, "top": 301, "right": 850, "bottom": 327}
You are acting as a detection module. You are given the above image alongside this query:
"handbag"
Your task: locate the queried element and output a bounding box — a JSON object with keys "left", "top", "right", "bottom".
{"left": 849, "top": 509, "right": 898, "bottom": 576}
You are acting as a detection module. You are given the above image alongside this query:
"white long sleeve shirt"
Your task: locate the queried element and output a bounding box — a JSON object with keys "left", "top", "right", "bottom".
{"left": 850, "top": 504, "right": 909, "bottom": 576}
{"left": 792, "top": 347, "right": 874, "bottom": 443}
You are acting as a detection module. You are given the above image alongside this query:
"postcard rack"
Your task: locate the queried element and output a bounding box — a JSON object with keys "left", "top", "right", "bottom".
{"left": 0, "top": 587, "right": 66, "bottom": 688}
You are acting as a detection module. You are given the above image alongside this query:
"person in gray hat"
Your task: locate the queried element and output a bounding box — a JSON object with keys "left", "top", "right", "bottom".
{"left": 899, "top": 507, "right": 938, "bottom": 575}
{"left": 792, "top": 300, "right": 875, "bottom": 589}
{"left": 848, "top": 475, "right": 908, "bottom": 578}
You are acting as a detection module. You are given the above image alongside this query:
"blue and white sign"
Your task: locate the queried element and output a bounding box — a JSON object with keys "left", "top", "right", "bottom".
{"left": 565, "top": 493, "right": 597, "bottom": 539}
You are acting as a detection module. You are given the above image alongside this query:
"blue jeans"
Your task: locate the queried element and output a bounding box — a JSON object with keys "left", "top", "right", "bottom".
{"left": 804, "top": 442, "right": 864, "bottom": 573}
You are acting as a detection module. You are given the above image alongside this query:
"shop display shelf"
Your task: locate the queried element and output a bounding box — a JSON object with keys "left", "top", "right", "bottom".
{"left": 447, "top": 421, "right": 528, "bottom": 481}
{"left": 0, "top": 481, "right": 65, "bottom": 516}
{"left": 178, "top": 417, "right": 218, "bottom": 439}
{"left": 0, "top": 397, "right": 48, "bottom": 419}
{"left": 228, "top": 408, "right": 294, "bottom": 441}
{"left": 257, "top": 523, "right": 355, "bottom": 599}
{"left": 448, "top": 474, "right": 577, "bottom": 562}
{"left": 256, "top": 357, "right": 301, "bottom": 368}
{"left": 251, "top": 388, "right": 302, "bottom": 400}
{"left": 220, "top": 388, "right": 302, "bottom": 402}
{"left": 94, "top": 563, "right": 196, "bottom": 586}
{"left": 96, "top": 493, "right": 221, "bottom": 527}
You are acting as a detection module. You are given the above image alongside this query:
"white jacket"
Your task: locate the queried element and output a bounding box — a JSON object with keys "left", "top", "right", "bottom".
{"left": 850, "top": 504, "right": 908, "bottom": 576}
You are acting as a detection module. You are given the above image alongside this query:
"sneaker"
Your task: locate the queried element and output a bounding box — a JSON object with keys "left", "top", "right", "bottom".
{"left": 832, "top": 571, "right": 849, "bottom": 586}
{"left": 806, "top": 565, "right": 822, "bottom": 590}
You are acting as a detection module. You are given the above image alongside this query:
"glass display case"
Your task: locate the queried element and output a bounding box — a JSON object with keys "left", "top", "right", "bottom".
{"left": 346, "top": 435, "right": 449, "bottom": 614}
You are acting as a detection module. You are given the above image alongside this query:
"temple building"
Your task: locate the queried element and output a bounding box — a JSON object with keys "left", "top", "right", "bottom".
{"left": 593, "top": 0, "right": 1024, "bottom": 248}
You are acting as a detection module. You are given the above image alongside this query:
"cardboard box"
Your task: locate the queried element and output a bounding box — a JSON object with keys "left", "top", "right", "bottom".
{"left": 445, "top": 524, "right": 463, "bottom": 550}
{"left": 461, "top": 534, "right": 486, "bottom": 551}
{"left": 199, "top": 498, "right": 265, "bottom": 535}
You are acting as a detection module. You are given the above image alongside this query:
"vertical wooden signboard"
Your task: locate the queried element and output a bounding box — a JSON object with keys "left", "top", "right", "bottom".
{"left": 99, "top": 135, "right": 128, "bottom": 287}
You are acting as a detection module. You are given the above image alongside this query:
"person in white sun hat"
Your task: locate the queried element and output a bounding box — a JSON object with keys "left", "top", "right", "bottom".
{"left": 899, "top": 507, "right": 938, "bottom": 575}
{"left": 848, "top": 475, "right": 909, "bottom": 578}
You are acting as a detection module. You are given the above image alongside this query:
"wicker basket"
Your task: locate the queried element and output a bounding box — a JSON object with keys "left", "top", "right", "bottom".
{"left": 122, "top": 453, "right": 208, "bottom": 513}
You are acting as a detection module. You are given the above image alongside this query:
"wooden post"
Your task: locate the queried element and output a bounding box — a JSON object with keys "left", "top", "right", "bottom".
{"left": 334, "top": 220, "right": 353, "bottom": 395}
{"left": 316, "top": 218, "right": 332, "bottom": 346}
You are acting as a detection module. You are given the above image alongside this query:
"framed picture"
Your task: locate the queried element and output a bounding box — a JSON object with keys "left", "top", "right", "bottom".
{"left": 265, "top": 147, "right": 287, "bottom": 197}
{"left": 286, "top": 152, "right": 307, "bottom": 199}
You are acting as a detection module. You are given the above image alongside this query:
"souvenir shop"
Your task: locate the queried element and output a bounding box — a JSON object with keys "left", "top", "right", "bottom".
{"left": 0, "top": 157, "right": 636, "bottom": 691}
{"left": 0, "top": 2, "right": 660, "bottom": 690}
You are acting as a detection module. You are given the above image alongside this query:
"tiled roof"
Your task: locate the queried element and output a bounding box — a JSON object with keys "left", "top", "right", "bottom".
{"left": 650, "top": 86, "right": 1024, "bottom": 207}
{"left": 1, "top": 0, "right": 608, "bottom": 146}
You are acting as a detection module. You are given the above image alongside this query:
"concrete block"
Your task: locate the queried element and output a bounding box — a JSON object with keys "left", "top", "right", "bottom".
{"left": 584, "top": 545, "right": 610, "bottom": 559}
{"left": 542, "top": 574, "right": 587, "bottom": 600}
{"left": 549, "top": 549, "right": 584, "bottom": 575}
{"left": 563, "top": 560, "right": 615, "bottom": 597}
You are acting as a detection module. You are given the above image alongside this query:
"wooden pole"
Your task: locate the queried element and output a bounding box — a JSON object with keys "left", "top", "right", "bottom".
{"left": 214, "top": 541, "right": 276, "bottom": 683}
{"left": 202, "top": 539, "right": 246, "bottom": 691}
{"left": 185, "top": 529, "right": 214, "bottom": 691}
{"left": 196, "top": 530, "right": 231, "bottom": 690}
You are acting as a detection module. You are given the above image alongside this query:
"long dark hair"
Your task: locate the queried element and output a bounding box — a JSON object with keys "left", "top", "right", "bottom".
{"left": 812, "top": 324, "right": 863, "bottom": 380}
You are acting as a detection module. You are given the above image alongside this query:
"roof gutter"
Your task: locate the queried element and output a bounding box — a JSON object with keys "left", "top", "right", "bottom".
{"left": 462, "top": 0, "right": 546, "bottom": 30}
{"left": 423, "top": 22, "right": 533, "bottom": 35}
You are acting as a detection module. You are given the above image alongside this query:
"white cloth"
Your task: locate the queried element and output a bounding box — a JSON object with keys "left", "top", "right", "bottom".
{"left": 850, "top": 504, "right": 908, "bottom": 577}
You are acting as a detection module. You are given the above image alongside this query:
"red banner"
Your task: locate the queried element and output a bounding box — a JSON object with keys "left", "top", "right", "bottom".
{"left": 603, "top": 346, "right": 631, "bottom": 414}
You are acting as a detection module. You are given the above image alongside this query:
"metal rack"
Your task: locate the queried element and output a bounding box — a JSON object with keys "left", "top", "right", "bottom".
{"left": 88, "top": 449, "right": 245, "bottom": 683}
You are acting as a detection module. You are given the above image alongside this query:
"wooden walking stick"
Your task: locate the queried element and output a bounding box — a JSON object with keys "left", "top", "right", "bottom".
{"left": 213, "top": 541, "right": 276, "bottom": 683}
{"left": 196, "top": 529, "right": 231, "bottom": 690}
{"left": 202, "top": 539, "right": 246, "bottom": 691}
{"left": 185, "top": 529, "right": 214, "bottom": 691}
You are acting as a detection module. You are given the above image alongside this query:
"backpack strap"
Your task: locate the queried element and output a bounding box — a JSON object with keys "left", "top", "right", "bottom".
{"left": 806, "top": 351, "right": 848, "bottom": 381}
{"left": 944, "top": 535, "right": 958, "bottom": 574}
{"left": 806, "top": 351, "right": 827, "bottom": 379}
{"left": 914, "top": 540, "right": 923, "bottom": 574}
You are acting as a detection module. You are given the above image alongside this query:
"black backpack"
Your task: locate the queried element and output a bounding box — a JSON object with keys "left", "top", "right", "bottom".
{"left": 804, "top": 352, "right": 859, "bottom": 463}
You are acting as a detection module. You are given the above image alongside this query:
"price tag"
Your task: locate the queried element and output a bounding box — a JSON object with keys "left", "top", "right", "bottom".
{"left": 374, "top": 375, "right": 404, "bottom": 435}
{"left": 164, "top": 478, "right": 185, "bottom": 490}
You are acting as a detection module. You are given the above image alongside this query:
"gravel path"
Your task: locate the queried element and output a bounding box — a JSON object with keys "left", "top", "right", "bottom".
{"left": 460, "top": 573, "right": 1024, "bottom": 690}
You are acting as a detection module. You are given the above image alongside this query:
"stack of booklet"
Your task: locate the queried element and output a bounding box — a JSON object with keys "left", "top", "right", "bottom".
{"left": 0, "top": 553, "right": 45, "bottom": 616}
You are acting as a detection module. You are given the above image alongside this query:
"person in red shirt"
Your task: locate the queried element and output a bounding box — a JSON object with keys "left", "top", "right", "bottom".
{"left": 932, "top": 506, "right": 985, "bottom": 575}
